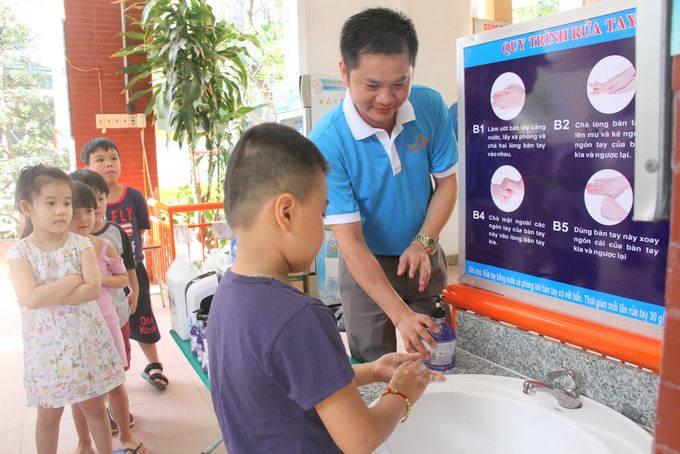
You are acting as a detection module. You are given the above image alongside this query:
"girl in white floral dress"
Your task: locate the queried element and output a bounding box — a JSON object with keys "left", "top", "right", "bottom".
{"left": 7, "top": 165, "right": 124, "bottom": 454}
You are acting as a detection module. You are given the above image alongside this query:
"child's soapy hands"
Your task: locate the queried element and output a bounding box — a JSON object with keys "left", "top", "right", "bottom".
{"left": 372, "top": 353, "right": 420, "bottom": 383}
{"left": 387, "top": 357, "right": 446, "bottom": 404}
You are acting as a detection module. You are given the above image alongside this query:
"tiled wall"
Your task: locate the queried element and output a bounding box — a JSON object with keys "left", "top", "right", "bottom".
{"left": 654, "top": 55, "right": 680, "bottom": 454}
{"left": 63, "top": 0, "right": 158, "bottom": 193}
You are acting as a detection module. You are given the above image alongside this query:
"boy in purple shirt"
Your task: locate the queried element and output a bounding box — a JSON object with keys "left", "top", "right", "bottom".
{"left": 208, "top": 123, "right": 444, "bottom": 453}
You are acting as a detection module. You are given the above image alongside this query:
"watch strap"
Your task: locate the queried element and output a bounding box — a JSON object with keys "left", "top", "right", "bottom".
{"left": 414, "top": 234, "right": 436, "bottom": 255}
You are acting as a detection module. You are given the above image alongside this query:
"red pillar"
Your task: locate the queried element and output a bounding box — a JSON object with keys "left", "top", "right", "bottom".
{"left": 654, "top": 55, "right": 680, "bottom": 454}
{"left": 63, "top": 0, "right": 158, "bottom": 196}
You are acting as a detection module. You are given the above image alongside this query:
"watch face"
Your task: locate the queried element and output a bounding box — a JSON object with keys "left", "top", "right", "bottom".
{"left": 427, "top": 239, "right": 436, "bottom": 254}
{"left": 415, "top": 235, "right": 436, "bottom": 254}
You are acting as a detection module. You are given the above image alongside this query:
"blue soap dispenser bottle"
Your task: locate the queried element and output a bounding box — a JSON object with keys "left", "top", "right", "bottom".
{"left": 422, "top": 294, "right": 456, "bottom": 371}
{"left": 190, "top": 309, "right": 203, "bottom": 357}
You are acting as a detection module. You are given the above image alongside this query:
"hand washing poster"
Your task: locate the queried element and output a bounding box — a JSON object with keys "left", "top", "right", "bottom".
{"left": 457, "top": 2, "right": 668, "bottom": 332}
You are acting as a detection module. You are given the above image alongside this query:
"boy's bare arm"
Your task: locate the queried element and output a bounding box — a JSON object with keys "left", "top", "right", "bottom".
{"left": 127, "top": 267, "right": 139, "bottom": 313}
{"left": 316, "top": 358, "right": 441, "bottom": 454}
{"left": 316, "top": 383, "right": 404, "bottom": 454}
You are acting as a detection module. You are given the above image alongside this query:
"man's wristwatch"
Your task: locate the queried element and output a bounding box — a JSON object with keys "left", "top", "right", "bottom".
{"left": 414, "top": 234, "right": 437, "bottom": 255}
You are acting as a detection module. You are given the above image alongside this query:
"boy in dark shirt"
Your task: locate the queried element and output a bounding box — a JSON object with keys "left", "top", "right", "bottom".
{"left": 82, "top": 137, "right": 169, "bottom": 390}
{"left": 209, "top": 123, "right": 444, "bottom": 453}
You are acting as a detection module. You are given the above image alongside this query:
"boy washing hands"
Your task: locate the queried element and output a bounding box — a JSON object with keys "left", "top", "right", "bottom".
{"left": 208, "top": 123, "right": 445, "bottom": 454}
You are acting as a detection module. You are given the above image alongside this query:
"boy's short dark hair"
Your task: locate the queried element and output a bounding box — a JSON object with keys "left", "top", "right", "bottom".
{"left": 340, "top": 7, "right": 418, "bottom": 74}
{"left": 72, "top": 181, "right": 98, "bottom": 210}
{"left": 70, "top": 169, "right": 109, "bottom": 195}
{"left": 224, "top": 123, "right": 329, "bottom": 229}
{"left": 80, "top": 137, "right": 120, "bottom": 165}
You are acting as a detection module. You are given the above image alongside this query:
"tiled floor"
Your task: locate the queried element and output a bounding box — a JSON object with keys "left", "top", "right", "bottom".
{"left": 0, "top": 257, "right": 458, "bottom": 454}
{"left": 0, "top": 267, "right": 227, "bottom": 454}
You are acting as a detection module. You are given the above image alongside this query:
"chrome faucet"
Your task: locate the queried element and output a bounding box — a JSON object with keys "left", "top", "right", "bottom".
{"left": 523, "top": 369, "right": 582, "bottom": 409}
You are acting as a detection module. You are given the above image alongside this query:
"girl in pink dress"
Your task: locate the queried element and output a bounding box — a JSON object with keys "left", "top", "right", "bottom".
{"left": 68, "top": 182, "right": 128, "bottom": 367}
{"left": 68, "top": 181, "right": 148, "bottom": 454}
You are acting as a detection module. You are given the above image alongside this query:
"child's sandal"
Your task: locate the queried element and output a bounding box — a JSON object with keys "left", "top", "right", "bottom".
{"left": 141, "top": 362, "right": 168, "bottom": 390}
{"left": 107, "top": 407, "right": 119, "bottom": 434}
{"left": 114, "top": 442, "right": 147, "bottom": 453}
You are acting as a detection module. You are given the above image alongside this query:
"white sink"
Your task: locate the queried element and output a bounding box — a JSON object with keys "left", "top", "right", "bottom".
{"left": 374, "top": 374, "right": 652, "bottom": 454}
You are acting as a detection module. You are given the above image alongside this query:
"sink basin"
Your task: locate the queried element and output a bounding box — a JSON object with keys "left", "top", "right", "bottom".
{"left": 374, "top": 374, "right": 652, "bottom": 454}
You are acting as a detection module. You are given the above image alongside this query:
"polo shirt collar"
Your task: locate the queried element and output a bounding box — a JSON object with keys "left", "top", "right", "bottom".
{"left": 343, "top": 89, "right": 416, "bottom": 140}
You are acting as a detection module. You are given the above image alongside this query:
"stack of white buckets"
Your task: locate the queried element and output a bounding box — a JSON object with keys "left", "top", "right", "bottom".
{"left": 167, "top": 248, "right": 231, "bottom": 340}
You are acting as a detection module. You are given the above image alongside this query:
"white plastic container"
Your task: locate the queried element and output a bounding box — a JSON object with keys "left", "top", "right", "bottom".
{"left": 201, "top": 248, "right": 230, "bottom": 273}
{"left": 166, "top": 254, "right": 201, "bottom": 340}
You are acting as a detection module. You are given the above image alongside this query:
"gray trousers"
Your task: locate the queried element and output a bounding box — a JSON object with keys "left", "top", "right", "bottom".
{"left": 338, "top": 246, "right": 449, "bottom": 363}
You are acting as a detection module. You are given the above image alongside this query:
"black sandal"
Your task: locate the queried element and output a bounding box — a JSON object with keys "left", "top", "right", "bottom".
{"left": 114, "top": 442, "right": 146, "bottom": 453}
{"left": 141, "top": 362, "right": 168, "bottom": 390}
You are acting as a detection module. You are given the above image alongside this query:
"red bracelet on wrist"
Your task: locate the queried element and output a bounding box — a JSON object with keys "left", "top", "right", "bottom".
{"left": 381, "top": 387, "right": 412, "bottom": 423}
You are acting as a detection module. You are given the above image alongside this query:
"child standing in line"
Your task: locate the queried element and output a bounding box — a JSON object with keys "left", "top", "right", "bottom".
{"left": 81, "top": 137, "right": 169, "bottom": 390}
{"left": 7, "top": 165, "right": 124, "bottom": 454}
{"left": 69, "top": 181, "right": 128, "bottom": 366}
{"left": 71, "top": 169, "right": 138, "bottom": 370}
{"left": 71, "top": 169, "right": 142, "bottom": 441}
{"left": 67, "top": 181, "right": 148, "bottom": 454}
{"left": 209, "top": 123, "right": 446, "bottom": 454}
{"left": 71, "top": 169, "right": 140, "bottom": 436}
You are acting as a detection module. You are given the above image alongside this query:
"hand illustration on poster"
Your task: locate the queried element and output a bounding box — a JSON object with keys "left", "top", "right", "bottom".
{"left": 587, "top": 55, "right": 636, "bottom": 114}
{"left": 584, "top": 169, "right": 633, "bottom": 225}
{"left": 490, "top": 165, "right": 525, "bottom": 212}
{"left": 490, "top": 72, "right": 526, "bottom": 120}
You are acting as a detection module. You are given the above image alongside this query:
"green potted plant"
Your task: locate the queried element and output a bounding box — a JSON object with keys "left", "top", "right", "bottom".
{"left": 115, "top": 0, "right": 259, "bottom": 205}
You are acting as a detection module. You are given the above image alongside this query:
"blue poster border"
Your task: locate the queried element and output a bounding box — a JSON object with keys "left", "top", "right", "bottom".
{"left": 465, "top": 260, "right": 664, "bottom": 327}
{"left": 464, "top": 8, "right": 637, "bottom": 68}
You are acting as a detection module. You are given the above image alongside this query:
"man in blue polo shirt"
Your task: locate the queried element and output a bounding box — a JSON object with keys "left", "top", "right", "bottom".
{"left": 309, "top": 7, "right": 459, "bottom": 363}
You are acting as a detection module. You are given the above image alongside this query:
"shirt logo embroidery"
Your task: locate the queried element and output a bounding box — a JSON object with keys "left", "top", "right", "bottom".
{"left": 120, "top": 222, "right": 133, "bottom": 237}
{"left": 408, "top": 134, "right": 432, "bottom": 152}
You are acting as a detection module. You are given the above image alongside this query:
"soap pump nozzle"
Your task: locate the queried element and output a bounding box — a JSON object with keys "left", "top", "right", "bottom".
{"left": 431, "top": 294, "right": 446, "bottom": 319}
